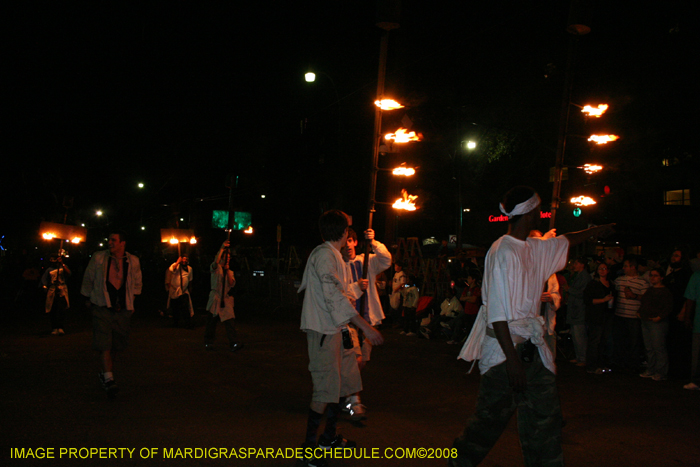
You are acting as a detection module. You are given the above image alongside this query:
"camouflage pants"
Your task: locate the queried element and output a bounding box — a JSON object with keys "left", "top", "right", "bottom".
{"left": 451, "top": 348, "right": 564, "bottom": 467}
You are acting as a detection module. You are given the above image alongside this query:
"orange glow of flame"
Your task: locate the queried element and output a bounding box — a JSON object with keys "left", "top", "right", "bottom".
{"left": 385, "top": 128, "right": 421, "bottom": 143}
{"left": 374, "top": 99, "right": 404, "bottom": 110}
{"left": 392, "top": 165, "right": 416, "bottom": 176}
{"left": 392, "top": 189, "right": 418, "bottom": 211}
{"left": 588, "top": 134, "right": 619, "bottom": 144}
{"left": 581, "top": 104, "right": 608, "bottom": 117}
{"left": 570, "top": 196, "right": 597, "bottom": 207}
{"left": 244, "top": 226, "right": 253, "bottom": 234}
{"left": 71, "top": 237, "right": 82, "bottom": 244}
{"left": 42, "top": 233, "right": 56, "bottom": 240}
{"left": 169, "top": 237, "right": 179, "bottom": 245}
{"left": 189, "top": 237, "right": 197, "bottom": 245}
{"left": 580, "top": 164, "right": 603, "bottom": 175}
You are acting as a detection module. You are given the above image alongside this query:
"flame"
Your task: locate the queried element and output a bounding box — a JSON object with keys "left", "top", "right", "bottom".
{"left": 570, "top": 196, "right": 597, "bottom": 207}
{"left": 580, "top": 164, "right": 603, "bottom": 175}
{"left": 70, "top": 237, "right": 82, "bottom": 244}
{"left": 42, "top": 233, "right": 56, "bottom": 240}
{"left": 392, "top": 165, "right": 416, "bottom": 176}
{"left": 169, "top": 237, "right": 179, "bottom": 245}
{"left": 374, "top": 99, "right": 404, "bottom": 110}
{"left": 393, "top": 189, "right": 418, "bottom": 211}
{"left": 385, "top": 128, "right": 421, "bottom": 143}
{"left": 581, "top": 104, "right": 608, "bottom": 117}
{"left": 244, "top": 226, "right": 253, "bottom": 234}
{"left": 189, "top": 237, "right": 197, "bottom": 245}
{"left": 588, "top": 134, "right": 619, "bottom": 144}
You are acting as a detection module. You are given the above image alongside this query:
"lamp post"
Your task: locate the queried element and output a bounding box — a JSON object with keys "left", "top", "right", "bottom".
{"left": 457, "top": 140, "right": 477, "bottom": 250}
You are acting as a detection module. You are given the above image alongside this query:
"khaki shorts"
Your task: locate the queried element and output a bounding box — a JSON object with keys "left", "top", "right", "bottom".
{"left": 92, "top": 305, "right": 131, "bottom": 352}
{"left": 307, "top": 330, "right": 362, "bottom": 404}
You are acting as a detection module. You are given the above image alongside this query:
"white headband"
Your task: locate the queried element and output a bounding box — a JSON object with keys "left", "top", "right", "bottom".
{"left": 499, "top": 193, "right": 541, "bottom": 218}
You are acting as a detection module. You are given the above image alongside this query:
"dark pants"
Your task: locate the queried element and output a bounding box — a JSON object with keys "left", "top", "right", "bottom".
{"left": 49, "top": 295, "right": 68, "bottom": 330}
{"left": 452, "top": 348, "right": 564, "bottom": 467}
{"left": 204, "top": 313, "right": 237, "bottom": 345}
{"left": 586, "top": 314, "right": 612, "bottom": 370}
{"left": 171, "top": 294, "right": 192, "bottom": 328}
{"left": 403, "top": 307, "right": 418, "bottom": 333}
{"left": 613, "top": 315, "right": 643, "bottom": 369}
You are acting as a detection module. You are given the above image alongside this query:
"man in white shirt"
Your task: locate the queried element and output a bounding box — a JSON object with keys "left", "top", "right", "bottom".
{"left": 452, "top": 186, "right": 614, "bottom": 467}
{"left": 165, "top": 255, "right": 194, "bottom": 328}
{"left": 297, "top": 210, "right": 383, "bottom": 464}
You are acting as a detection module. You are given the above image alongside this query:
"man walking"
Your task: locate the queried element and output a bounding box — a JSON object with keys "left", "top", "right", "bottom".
{"left": 165, "top": 255, "right": 194, "bottom": 328}
{"left": 453, "top": 186, "right": 613, "bottom": 467}
{"left": 81, "top": 230, "right": 142, "bottom": 399}
{"left": 297, "top": 210, "right": 383, "bottom": 467}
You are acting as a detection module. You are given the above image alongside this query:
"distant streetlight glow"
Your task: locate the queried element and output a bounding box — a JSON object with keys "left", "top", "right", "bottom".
{"left": 261, "top": 195, "right": 266, "bottom": 199}
{"left": 138, "top": 183, "right": 144, "bottom": 188}
{"left": 141, "top": 226, "right": 146, "bottom": 230}
{"left": 374, "top": 99, "right": 404, "bottom": 110}
{"left": 305, "top": 72, "right": 316, "bottom": 82}
{"left": 465, "top": 141, "right": 476, "bottom": 150}
{"left": 588, "top": 134, "right": 619, "bottom": 144}
{"left": 96, "top": 210, "right": 103, "bottom": 216}
{"left": 581, "top": 104, "right": 609, "bottom": 117}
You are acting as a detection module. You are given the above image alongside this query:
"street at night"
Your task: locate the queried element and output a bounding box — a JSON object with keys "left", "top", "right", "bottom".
{"left": 2, "top": 1, "right": 699, "bottom": 466}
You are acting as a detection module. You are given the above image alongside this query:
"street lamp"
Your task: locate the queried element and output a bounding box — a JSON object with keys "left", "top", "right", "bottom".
{"left": 304, "top": 72, "right": 316, "bottom": 83}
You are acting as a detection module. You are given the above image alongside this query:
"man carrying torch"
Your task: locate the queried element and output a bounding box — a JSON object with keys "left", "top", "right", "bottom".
{"left": 204, "top": 240, "right": 243, "bottom": 352}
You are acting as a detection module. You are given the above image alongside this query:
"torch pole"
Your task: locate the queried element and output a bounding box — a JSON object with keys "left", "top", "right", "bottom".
{"left": 362, "top": 28, "right": 391, "bottom": 281}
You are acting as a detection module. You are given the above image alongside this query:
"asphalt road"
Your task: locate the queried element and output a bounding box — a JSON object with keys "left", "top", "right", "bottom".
{"left": 2, "top": 295, "right": 698, "bottom": 467}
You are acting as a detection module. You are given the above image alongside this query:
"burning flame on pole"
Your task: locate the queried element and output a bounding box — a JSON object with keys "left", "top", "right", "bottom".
{"left": 588, "top": 134, "right": 619, "bottom": 145}
{"left": 169, "top": 237, "right": 179, "bottom": 245}
{"left": 244, "top": 226, "right": 253, "bottom": 234}
{"left": 392, "top": 164, "right": 416, "bottom": 176}
{"left": 374, "top": 99, "right": 404, "bottom": 110}
{"left": 580, "top": 164, "right": 603, "bottom": 175}
{"left": 570, "top": 196, "right": 597, "bottom": 207}
{"left": 392, "top": 189, "right": 418, "bottom": 211}
{"left": 43, "top": 233, "right": 56, "bottom": 240}
{"left": 385, "top": 128, "right": 421, "bottom": 143}
{"left": 581, "top": 104, "right": 608, "bottom": 117}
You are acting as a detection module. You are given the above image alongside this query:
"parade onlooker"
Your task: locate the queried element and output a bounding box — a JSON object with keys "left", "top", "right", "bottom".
{"left": 682, "top": 271, "right": 700, "bottom": 390}
{"left": 613, "top": 257, "right": 649, "bottom": 370}
{"left": 638, "top": 268, "right": 673, "bottom": 381}
{"left": 400, "top": 275, "right": 420, "bottom": 336}
{"left": 81, "top": 230, "right": 142, "bottom": 399}
{"left": 663, "top": 249, "right": 693, "bottom": 379}
{"left": 41, "top": 254, "right": 71, "bottom": 335}
{"left": 448, "top": 271, "right": 482, "bottom": 344}
{"left": 204, "top": 241, "right": 242, "bottom": 351}
{"left": 421, "top": 286, "right": 461, "bottom": 339}
{"left": 390, "top": 260, "right": 407, "bottom": 326}
{"left": 567, "top": 256, "right": 591, "bottom": 366}
{"left": 584, "top": 262, "right": 615, "bottom": 374}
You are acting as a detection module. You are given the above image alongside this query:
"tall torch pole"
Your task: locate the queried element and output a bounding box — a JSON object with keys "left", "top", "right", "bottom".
{"left": 363, "top": 21, "right": 399, "bottom": 281}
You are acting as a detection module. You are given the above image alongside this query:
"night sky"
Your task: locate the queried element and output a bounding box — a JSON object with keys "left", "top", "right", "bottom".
{"left": 3, "top": 1, "right": 696, "bottom": 254}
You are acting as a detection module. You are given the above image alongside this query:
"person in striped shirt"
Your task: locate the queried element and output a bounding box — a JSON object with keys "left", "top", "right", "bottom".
{"left": 613, "top": 257, "right": 650, "bottom": 370}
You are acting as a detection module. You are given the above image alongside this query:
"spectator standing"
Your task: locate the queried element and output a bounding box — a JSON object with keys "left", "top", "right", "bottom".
{"left": 663, "top": 249, "right": 693, "bottom": 379}
{"left": 638, "top": 268, "right": 673, "bottom": 381}
{"left": 613, "top": 257, "right": 650, "bottom": 370}
{"left": 583, "top": 262, "right": 615, "bottom": 374}
{"left": 567, "top": 257, "right": 591, "bottom": 366}
{"left": 682, "top": 271, "right": 700, "bottom": 390}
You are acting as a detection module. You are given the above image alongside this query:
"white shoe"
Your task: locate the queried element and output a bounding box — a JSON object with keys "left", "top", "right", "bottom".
{"left": 683, "top": 382, "right": 700, "bottom": 391}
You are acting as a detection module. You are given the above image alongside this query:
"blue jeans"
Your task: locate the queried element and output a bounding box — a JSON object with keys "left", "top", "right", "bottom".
{"left": 641, "top": 320, "right": 668, "bottom": 377}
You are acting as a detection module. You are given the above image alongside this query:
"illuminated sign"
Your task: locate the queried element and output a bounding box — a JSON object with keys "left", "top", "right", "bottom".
{"left": 488, "top": 212, "right": 552, "bottom": 223}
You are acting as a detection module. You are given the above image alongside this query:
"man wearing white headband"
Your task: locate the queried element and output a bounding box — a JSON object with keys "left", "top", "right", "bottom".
{"left": 451, "top": 186, "right": 614, "bottom": 467}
